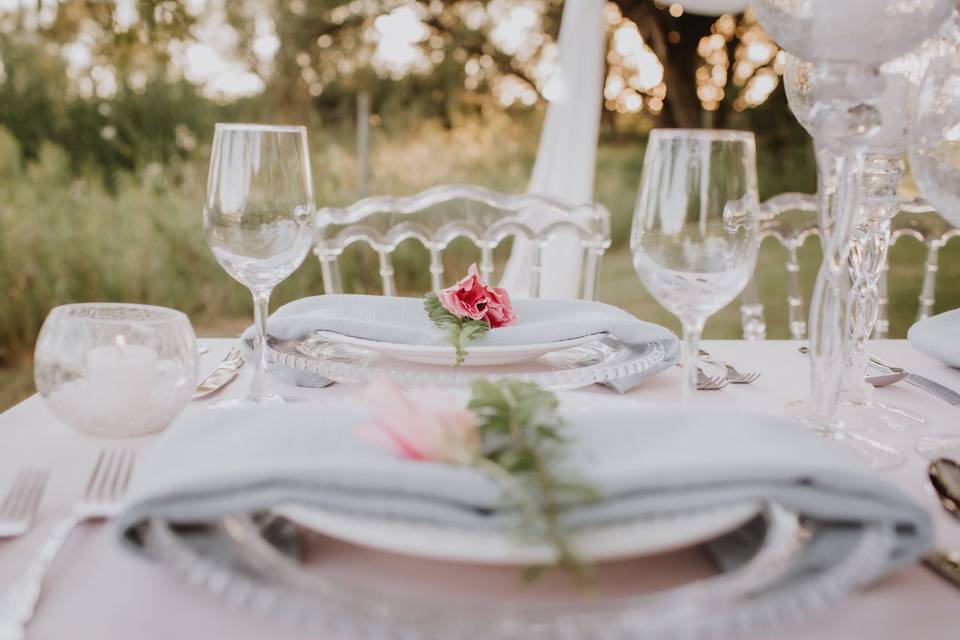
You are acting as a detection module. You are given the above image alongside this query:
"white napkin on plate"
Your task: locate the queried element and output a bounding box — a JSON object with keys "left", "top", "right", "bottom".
{"left": 908, "top": 308, "right": 960, "bottom": 368}
{"left": 117, "top": 399, "right": 932, "bottom": 582}
{"left": 242, "top": 295, "right": 682, "bottom": 393}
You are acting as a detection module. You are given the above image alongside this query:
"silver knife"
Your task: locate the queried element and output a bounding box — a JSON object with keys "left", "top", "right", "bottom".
{"left": 924, "top": 550, "right": 960, "bottom": 591}
{"left": 902, "top": 374, "right": 960, "bottom": 406}
{"left": 869, "top": 355, "right": 960, "bottom": 406}
{"left": 193, "top": 347, "right": 244, "bottom": 399}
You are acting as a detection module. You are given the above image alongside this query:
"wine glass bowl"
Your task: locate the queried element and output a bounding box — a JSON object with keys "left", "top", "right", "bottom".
{"left": 204, "top": 123, "right": 316, "bottom": 405}
{"left": 906, "top": 17, "right": 960, "bottom": 459}
{"left": 754, "top": 0, "right": 951, "bottom": 67}
{"left": 34, "top": 303, "right": 197, "bottom": 437}
{"left": 910, "top": 50, "right": 960, "bottom": 229}
{"left": 631, "top": 129, "right": 759, "bottom": 400}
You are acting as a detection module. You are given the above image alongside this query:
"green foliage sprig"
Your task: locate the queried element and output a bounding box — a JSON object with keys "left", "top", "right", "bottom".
{"left": 468, "top": 379, "right": 597, "bottom": 582}
{"left": 424, "top": 292, "right": 490, "bottom": 366}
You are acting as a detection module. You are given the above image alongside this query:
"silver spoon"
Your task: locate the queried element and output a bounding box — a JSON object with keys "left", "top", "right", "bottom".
{"left": 929, "top": 458, "right": 960, "bottom": 523}
{"left": 796, "top": 346, "right": 907, "bottom": 387}
{"left": 923, "top": 459, "right": 960, "bottom": 590}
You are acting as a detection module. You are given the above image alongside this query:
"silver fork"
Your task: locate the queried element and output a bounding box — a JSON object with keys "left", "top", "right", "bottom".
{"left": 0, "top": 450, "right": 135, "bottom": 640}
{"left": 0, "top": 471, "right": 49, "bottom": 538}
{"left": 699, "top": 349, "right": 761, "bottom": 384}
{"left": 697, "top": 367, "right": 729, "bottom": 390}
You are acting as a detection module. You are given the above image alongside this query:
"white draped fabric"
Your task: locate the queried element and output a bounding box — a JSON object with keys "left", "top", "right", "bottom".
{"left": 500, "top": 2, "right": 749, "bottom": 299}
{"left": 500, "top": 0, "right": 606, "bottom": 299}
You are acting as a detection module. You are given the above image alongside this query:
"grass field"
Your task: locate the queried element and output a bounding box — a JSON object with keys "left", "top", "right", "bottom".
{"left": 1, "top": 120, "right": 958, "bottom": 411}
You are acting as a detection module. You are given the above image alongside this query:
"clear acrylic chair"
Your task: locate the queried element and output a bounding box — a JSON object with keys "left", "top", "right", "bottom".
{"left": 314, "top": 184, "right": 611, "bottom": 300}
{"left": 740, "top": 193, "right": 959, "bottom": 340}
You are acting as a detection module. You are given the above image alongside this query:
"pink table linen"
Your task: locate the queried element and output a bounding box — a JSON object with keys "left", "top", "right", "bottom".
{"left": 1, "top": 339, "right": 959, "bottom": 639}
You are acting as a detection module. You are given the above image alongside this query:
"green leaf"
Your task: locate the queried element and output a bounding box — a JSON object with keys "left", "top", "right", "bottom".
{"left": 467, "top": 379, "right": 597, "bottom": 584}
{"left": 521, "top": 565, "right": 548, "bottom": 584}
{"left": 424, "top": 294, "right": 490, "bottom": 366}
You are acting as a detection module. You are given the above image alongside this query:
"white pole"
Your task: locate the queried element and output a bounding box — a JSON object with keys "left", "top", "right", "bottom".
{"left": 357, "top": 91, "right": 370, "bottom": 197}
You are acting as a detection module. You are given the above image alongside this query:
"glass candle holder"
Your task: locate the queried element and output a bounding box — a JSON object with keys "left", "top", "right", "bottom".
{"left": 34, "top": 303, "right": 198, "bottom": 437}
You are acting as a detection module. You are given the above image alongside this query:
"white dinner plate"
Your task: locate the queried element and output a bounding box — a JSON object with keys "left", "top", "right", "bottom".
{"left": 312, "top": 331, "right": 607, "bottom": 367}
{"left": 276, "top": 501, "right": 763, "bottom": 566}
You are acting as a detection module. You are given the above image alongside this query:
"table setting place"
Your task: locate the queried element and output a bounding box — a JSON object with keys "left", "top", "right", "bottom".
{"left": 8, "top": 4, "right": 960, "bottom": 639}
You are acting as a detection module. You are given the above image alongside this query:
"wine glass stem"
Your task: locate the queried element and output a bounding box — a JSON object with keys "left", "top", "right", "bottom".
{"left": 843, "top": 155, "right": 901, "bottom": 401}
{"left": 249, "top": 290, "right": 274, "bottom": 401}
{"left": 808, "top": 145, "right": 864, "bottom": 424}
{"left": 680, "top": 320, "right": 704, "bottom": 405}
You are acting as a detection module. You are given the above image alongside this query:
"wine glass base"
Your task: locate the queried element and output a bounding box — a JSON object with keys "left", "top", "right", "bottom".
{"left": 785, "top": 400, "right": 905, "bottom": 471}
{"left": 835, "top": 398, "right": 926, "bottom": 433}
{"left": 784, "top": 399, "right": 840, "bottom": 433}
{"left": 916, "top": 435, "right": 960, "bottom": 460}
{"left": 211, "top": 393, "right": 304, "bottom": 409}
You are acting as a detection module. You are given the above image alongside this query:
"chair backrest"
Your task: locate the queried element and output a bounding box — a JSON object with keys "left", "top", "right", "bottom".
{"left": 314, "top": 184, "right": 612, "bottom": 300}
{"left": 740, "top": 193, "right": 959, "bottom": 340}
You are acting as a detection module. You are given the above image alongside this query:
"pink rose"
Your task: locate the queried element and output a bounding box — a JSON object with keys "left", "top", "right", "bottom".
{"left": 436, "top": 263, "right": 517, "bottom": 328}
{"left": 356, "top": 376, "right": 480, "bottom": 464}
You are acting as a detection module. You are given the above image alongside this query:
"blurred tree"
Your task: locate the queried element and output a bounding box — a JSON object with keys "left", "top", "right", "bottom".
{"left": 238, "top": 1, "right": 784, "bottom": 131}
{"left": 0, "top": 0, "right": 791, "bottom": 173}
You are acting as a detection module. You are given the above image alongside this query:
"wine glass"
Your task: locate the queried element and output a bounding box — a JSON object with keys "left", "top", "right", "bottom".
{"left": 909, "top": 27, "right": 960, "bottom": 458}
{"left": 753, "top": 0, "right": 950, "bottom": 470}
{"left": 204, "top": 123, "right": 315, "bottom": 406}
{"left": 910, "top": 45, "right": 960, "bottom": 230}
{"left": 782, "top": 41, "right": 941, "bottom": 434}
{"left": 631, "top": 129, "right": 759, "bottom": 402}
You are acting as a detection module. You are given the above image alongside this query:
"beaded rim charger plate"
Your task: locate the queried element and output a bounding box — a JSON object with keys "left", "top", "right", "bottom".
{"left": 141, "top": 503, "right": 894, "bottom": 639}
{"left": 266, "top": 333, "right": 668, "bottom": 390}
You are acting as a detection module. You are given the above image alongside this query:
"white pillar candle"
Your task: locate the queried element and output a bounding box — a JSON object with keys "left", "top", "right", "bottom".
{"left": 83, "top": 336, "right": 158, "bottom": 419}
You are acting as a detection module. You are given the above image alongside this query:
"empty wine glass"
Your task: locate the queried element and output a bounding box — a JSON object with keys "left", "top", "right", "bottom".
{"left": 910, "top": 45, "right": 960, "bottom": 230}
{"left": 783, "top": 42, "right": 941, "bottom": 434}
{"left": 910, "top": 29, "right": 960, "bottom": 457}
{"left": 204, "top": 123, "right": 315, "bottom": 406}
{"left": 753, "top": 0, "right": 950, "bottom": 470}
{"left": 631, "top": 129, "right": 759, "bottom": 402}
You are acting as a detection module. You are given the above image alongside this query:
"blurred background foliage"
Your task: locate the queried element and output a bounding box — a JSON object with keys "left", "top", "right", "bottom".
{"left": 0, "top": 0, "right": 956, "bottom": 409}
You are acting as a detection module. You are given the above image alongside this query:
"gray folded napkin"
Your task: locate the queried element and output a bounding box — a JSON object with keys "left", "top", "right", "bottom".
{"left": 242, "top": 295, "right": 681, "bottom": 393}
{"left": 117, "top": 400, "right": 932, "bottom": 586}
{"left": 908, "top": 308, "right": 960, "bottom": 368}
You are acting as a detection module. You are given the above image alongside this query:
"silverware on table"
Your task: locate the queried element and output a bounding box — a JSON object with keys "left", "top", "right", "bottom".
{"left": 864, "top": 370, "right": 908, "bottom": 387}
{"left": 921, "top": 460, "right": 960, "bottom": 591}
{"left": 696, "top": 367, "right": 729, "bottom": 391}
{"left": 0, "top": 450, "right": 134, "bottom": 638}
{"left": 193, "top": 346, "right": 244, "bottom": 399}
{"left": 924, "top": 550, "right": 960, "bottom": 591}
{"left": 869, "top": 354, "right": 960, "bottom": 406}
{"left": 197, "top": 344, "right": 209, "bottom": 355}
{"left": 929, "top": 458, "right": 960, "bottom": 523}
{"left": 797, "top": 346, "right": 950, "bottom": 394}
{"left": 0, "top": 470, "right": 49, "bottom": 539}
{"left": 698, "top": 349, "right": 760, "bottom": 384}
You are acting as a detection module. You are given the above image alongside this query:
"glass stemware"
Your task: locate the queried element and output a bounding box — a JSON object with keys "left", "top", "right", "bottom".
{"left": 631, "top": 129, "right": 759, "bottom": 402}
{"left": 783, "top": 39, "right": 942, "bottom": 434}
{"left": 204, "top": 123, "right": 316, "bottom": 406}
{"left": 754, "top": 0, "right": 951, "bottom": 469}
{"left": 909, "top": 18, "right": 960, "bottom": 457}
{"left": 910, "top": 37, "right": 960, "bottom": 231}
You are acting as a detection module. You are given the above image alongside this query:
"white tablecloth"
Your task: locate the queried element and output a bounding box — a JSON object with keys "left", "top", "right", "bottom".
{"left": 1, "top": 339, "right": 959, "bottom": 639}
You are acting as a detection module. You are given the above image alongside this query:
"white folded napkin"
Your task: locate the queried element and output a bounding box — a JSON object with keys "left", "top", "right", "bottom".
{"left": 908, "top": 308, "right": 960, "bottom": 368}
{"left": 242, "top": 295, "right": 682, "bottom": 392}
{"left": 117, "top": 399, "right": 931, "bottom": 585}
